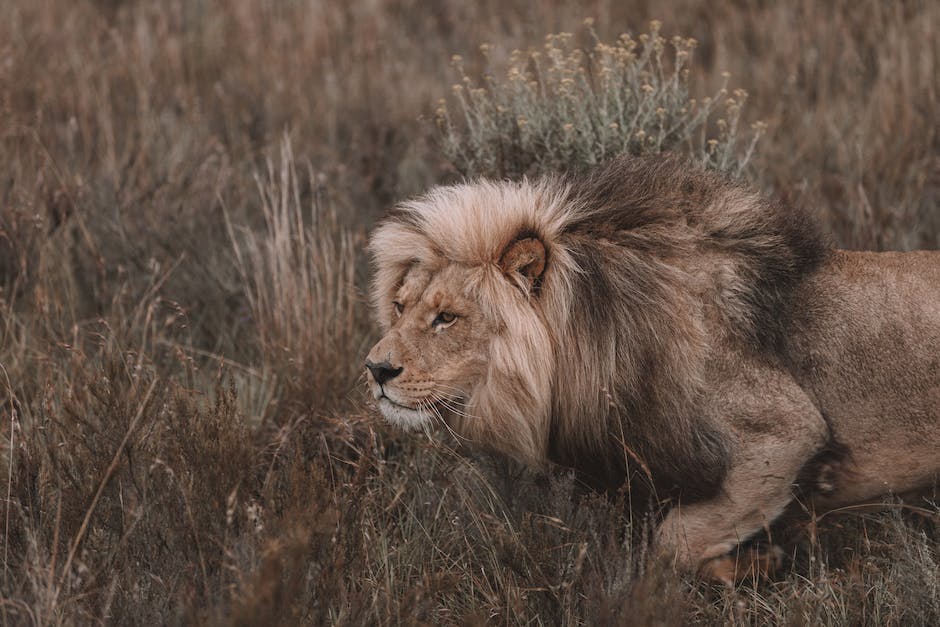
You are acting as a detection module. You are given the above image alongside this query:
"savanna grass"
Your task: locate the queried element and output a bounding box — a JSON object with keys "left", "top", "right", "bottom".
{"left": 226, "top": 139, "right": 368, "bottom": 419}
{"left": 0, "top": 0, "right": 938, "bottom": 625}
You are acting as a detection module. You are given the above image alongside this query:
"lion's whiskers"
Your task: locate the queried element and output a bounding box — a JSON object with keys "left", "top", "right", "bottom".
{"left": 427, "top": 383, "right": 475, "bottom": 409}
{"left": 415, "top": 398, "right": 436, "bottom": 438}
{"left": 420, "top": 396, "right": 468, "bottom": 442}
{"left": 429, "top": 391, "right": 480, "bottom": 422}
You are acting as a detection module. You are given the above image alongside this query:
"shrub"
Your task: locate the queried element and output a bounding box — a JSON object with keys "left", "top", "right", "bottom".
{"left": 437, "top": 21, "right": 763, "bottom": 179}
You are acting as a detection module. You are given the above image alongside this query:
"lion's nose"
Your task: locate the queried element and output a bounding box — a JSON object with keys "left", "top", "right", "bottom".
{"left": 366, "top": 360, "right": 403, "bottom": 385}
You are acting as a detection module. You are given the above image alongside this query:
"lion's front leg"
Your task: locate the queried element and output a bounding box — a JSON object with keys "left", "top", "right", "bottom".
{"left": 656, "top": 366, "right": 829, "bottom": 582}
{"left": 656, "top": 448, "right": 803, "bottom": 581}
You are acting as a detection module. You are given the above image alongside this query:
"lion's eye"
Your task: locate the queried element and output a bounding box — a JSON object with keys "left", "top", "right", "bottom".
{"left": 392, "top": 301, "right": 404, "bottom": 317}
{"left": 433, "top": 311, "right": 457, "bottom": 328}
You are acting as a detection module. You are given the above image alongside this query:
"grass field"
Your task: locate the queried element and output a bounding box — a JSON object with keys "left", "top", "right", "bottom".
{"left": 1, "top": 0, "right": 938, "bottom": 624}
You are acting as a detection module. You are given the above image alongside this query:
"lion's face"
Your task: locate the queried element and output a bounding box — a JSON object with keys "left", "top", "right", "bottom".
{"left": 365, "top": 263, "right": 494, "bottom": 431}
{"left": 368, "top": 191, "right": 553, "bottom": 463}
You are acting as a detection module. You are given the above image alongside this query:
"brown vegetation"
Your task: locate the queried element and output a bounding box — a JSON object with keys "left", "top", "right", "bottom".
{"left": 0, "top": 0, "right": 937, "bottom": 624}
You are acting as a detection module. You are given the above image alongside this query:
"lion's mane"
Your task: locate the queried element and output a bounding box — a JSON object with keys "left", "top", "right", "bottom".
{"left": 370, "top": 154, "right": 829, "bottom": 502}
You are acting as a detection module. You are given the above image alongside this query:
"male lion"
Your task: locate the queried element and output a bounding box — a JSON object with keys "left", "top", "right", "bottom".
{"left": 365, "top": 153, "right": 940, "bottom": 581}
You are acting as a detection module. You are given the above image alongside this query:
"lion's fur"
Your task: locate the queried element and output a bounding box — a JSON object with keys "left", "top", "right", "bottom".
{"left": 369, "top": 154, "right": 829, "bottom": 500}
{"left": 368, "top": 152, "right": 940, "bottom": 575}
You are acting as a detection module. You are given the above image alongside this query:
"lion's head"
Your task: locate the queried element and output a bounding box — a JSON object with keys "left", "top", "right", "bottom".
{"left": 365, "top": 179, "right": 575, "bottom": 467}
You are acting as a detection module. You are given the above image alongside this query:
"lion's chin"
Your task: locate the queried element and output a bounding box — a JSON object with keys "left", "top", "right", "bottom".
{"left": 377, "top": 397, "right": 432, "bottom": 431}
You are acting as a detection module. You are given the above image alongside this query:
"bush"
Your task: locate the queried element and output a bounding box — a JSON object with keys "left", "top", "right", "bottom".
{"left": 437, "top": 21, "right": 763, "bottom": 179}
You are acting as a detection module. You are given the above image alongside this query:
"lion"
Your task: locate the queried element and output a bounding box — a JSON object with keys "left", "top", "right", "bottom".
{"left": 364, "top": 153, "right": 940, "bottom": 582}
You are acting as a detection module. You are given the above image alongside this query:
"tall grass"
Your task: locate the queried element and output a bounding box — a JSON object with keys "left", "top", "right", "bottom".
{"left": 227, "top": 139, "right": 366, "bottom": 418}
{"left": 0, "top": 0, "right": 937, "bottom": 624}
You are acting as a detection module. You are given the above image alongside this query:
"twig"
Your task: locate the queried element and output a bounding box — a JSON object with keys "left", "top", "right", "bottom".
{"left": 50, "top": 378, "right": 158, "bottom": 608}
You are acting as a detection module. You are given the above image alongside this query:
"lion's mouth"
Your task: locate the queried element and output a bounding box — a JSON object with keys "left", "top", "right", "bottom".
{"left": 376, "top": 394, "right": 432, "bottom": 431}
{"left": 378, "top": 393, "right": 418, "bottom": 411}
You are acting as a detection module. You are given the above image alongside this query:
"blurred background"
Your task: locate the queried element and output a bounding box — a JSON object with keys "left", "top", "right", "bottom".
{"left": 1, "top": 1, "right": 937, "bottom": 624}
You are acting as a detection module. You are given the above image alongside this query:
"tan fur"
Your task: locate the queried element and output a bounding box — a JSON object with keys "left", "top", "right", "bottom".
{"left": 365, "top": 154, "right": 940, "bottom": 578}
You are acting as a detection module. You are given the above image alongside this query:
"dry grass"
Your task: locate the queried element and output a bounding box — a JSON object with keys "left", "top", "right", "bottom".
{"left": 0, "top": 0, "right": 938, "bottom": 625}
{"left": 226, "top": 138, "right": 367, "bottom": 418}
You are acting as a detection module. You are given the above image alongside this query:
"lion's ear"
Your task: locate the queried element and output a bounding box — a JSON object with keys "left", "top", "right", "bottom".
{"left": 499, "top": 236, "right": 546, "bottom": 293}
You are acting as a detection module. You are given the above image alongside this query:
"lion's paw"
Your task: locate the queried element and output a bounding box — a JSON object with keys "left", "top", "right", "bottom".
{"left": 699, "top": 545, "right": 784, "bottom": 586}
